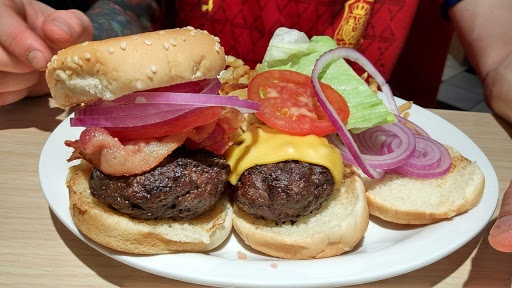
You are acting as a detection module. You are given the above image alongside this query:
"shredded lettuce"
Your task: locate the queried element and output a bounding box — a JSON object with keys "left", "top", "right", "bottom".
{"left": 259, "top": 27, "right": 396, "bottom": 131}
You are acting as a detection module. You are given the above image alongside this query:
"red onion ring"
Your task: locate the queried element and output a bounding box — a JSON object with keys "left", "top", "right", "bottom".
{"left": 145, "top": 78, "right": 222, "bottom": 95}
{"left": 321, "top": 47, "right": 399, "bottom": 115}
{"left": 74, "top": 103, "right": 194, "bottom": 117}
{"left": 312, "top": 47, "right": 451, "bottom": 179}
{"left": 109, "top": 92, "right": 259, "bottom": 114}
{"left": 387, "top": 135, "right": 452, "bottom": 178}
{"left": 341, "top": 122, "right": 416, "bottom": 169}
{"left": 70, "top": 78, "right": 260, "bottom": 131}
{"left": 71, "top": 107, "right": 195, "bottom": 127}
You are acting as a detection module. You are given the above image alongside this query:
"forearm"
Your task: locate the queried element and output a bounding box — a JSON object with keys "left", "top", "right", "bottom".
{"left": 86, "top": 0, "right": 159, "bottom": 40}
{"left": 449, "top": 0, "right": 512, "bottom": 123}
{"left": 449, "top": 0, "right": 512, "bottom": 77}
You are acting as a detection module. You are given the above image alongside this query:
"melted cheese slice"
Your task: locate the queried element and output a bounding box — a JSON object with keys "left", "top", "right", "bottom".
{"left": 224, "top": 125, "right": 343, "bottom": 188}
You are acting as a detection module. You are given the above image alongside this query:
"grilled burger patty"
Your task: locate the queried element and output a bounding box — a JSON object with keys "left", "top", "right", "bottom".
{"left": 89, "top": 148, "right": 230, "bottom": 221}
{"left": 233, "top": 160, "right": 335, "bottom": 224}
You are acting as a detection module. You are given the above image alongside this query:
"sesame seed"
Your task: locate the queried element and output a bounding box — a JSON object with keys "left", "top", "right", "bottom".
{"left": 65, "top": 70, "right": 72, "bottom": 75}
{"left": 144, "top": 40, "right": 152, "bottom": 45}
{"left": 108, "top": 47, "right": 114, "bottom": 54}
{"left": 215, "top": 42, "right": 221, "bottom": 52}
{"left": 190, "top": 30, "right": 196, "bottom": 36}
{"left": 120, "top": 41, "right": 127, "bottom": 50}
{"left": 150, "top": 65, "right": 157, "bottom": 73}
{"left": 213, "top": 36, "right": 220, "bottom": 42}
{"left": 180, "top": 36, "right": 186, "bottom": 41}
{"left": 136, "top": 80, "right": 142, "bottom": 89}
{"left": 94, "top": 63, "right": 101, "bottom": 73}
{"left": 132, "top": 35, "right": 138, "bottom": 40}
{"left": 73, "top": 56, "right": 79, "bottom": 64}
{"left": 146, "top": 70, "right": 153, "bottom": 78}
{"left": 170, "top": 39, "right": 177, "bottom": 46}
{"left": 84, "top": 52, "right": 91, "bottom": 60}
{"left": 81, "top": 41, "right": 89, "bottom": 46}
{"left": 158, "top": 31, "right": 165, "bottom": 34}
{"left": 54, "top": 70, "right": 68, "bottom": 81}
{"left": 51, "top": 55, "right": 57, "bottom": 62}
{"left": 164, "top": 42, "right": 169, "bottom": 50}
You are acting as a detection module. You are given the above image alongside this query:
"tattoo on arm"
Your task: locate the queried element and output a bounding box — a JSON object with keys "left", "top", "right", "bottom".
{"left": 86, "top": 0, "right": 159, "bottom": 40}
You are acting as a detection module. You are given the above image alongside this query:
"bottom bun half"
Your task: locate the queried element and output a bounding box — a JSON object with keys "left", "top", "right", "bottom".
{"left": 232, "top": 175, "right": 369, "bottom": 259}
{"left": 67, "top": 161, "right": 233, "bottom": 254}
{"left": 360, "top": 146, "right": 485, "bottom": 225}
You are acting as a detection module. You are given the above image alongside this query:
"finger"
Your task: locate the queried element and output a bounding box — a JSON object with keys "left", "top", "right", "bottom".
{"left": 0, "top": 89, "right": 29, "bottom": 106}
{"left": 27, "top": 72, "right": 50, "bottom": 97}
{"left": 0, "top": 1, "right": 54, "bottom": 70}
{"left": 0, "top": 45, "right": 34, "bottom": 73}
{"left": 0, "top": 70, "right": 40, "bottom": 93}
{"left": 489, "top": 179, "right": 512, "bottom": 252}
{"left": 43, "top": 9, "right": 94, "bottom": 50}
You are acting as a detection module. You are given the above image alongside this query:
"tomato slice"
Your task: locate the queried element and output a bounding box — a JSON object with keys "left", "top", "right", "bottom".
{"left": 247, "top": 70, "right": 349, "bottom": 136}
{"left": 106, "top": 107, "right": 223, "bottom": 139}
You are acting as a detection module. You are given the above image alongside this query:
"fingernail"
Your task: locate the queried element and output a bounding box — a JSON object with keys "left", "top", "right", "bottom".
{"left": 489, "top": 215, "right": 512, "bottom": 236}
{"left": 26, "top": 50, "right": 47, "bottom": 70}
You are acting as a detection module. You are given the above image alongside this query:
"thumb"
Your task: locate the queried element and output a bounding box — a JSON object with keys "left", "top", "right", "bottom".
{"left": 42, "top": 9, "right": 93, "bottom": 50}
{"left": 489, "top": 179, "right": 512, "bottom": 252}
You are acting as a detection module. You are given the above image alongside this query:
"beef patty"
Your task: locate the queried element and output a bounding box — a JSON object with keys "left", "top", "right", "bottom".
{"left": 233, "top": 160, "right": 335, "bottom": 224}
{"left": 89, "top": 148, "right": 230, "bottom": 221}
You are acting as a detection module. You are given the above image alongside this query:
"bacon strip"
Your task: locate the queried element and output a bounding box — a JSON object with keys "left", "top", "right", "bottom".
{"left": 65, "top": 108, "right": 246, "bottom": 176}
{"left": 66, "top": 127, "right": 187, "bottom": 176}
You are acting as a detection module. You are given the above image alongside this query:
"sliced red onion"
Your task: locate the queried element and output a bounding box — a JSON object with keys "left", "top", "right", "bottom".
{"left": 85, "top": 78, "right": 222, "bottom": 107}
{"left": 74, "top": 103, "right": 194, "bottom": 117}
{"left": 70, "top": 78, "right": 260, "bottom": 131}
{"left": 352, "top": 122, "right": 415, "bottom": 168}
{"left": 312, "top": 47, "right": 451, "bottom": 179}
{"left": 143, "top": 78, "right": 222, "bottom": 94}
{"left": 109, "top": 92, "right": 259, "bottom": 114}
{"left": 387, "top": 135, "right": 452, "bottom": 178}
{"left": 322, "top": 47, "right": 399, "bottom": 114}
{"left": 312, "top": 57, "right": 384, "bottom": 178}
{"left": 71, "top": 107, "right": 194, "bottom": 127}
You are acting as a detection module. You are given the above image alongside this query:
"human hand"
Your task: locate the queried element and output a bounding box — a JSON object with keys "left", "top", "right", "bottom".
{"left": 0, "top": 0, "right": 93, "bottom": 106}
{"left": 488, "top": 179, "right": 512, "bottom": 252}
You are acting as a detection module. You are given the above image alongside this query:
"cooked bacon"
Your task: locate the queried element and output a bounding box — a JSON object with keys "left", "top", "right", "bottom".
{"left": 65, "top": 108, "right": 246, "bottom": 176}
{"left": 66, "top": 127, "right": 187, "bottom": 176}
{"left": 186, "top": 108, "right": 246, "bottom": 154}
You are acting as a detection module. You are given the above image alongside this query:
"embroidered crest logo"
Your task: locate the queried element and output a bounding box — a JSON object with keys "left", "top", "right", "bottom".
{"left": 202, "top": 0, "right": 214, "bottom": 12}
{"left": 334, "top": 0, "right": 374, "bottom": 49}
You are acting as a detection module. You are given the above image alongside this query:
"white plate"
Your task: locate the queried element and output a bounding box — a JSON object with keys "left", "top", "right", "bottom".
{"left": 39, "top": 98, "right": 499, "bottom": 287}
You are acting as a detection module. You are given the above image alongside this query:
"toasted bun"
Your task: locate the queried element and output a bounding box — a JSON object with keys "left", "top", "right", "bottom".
{"left": 46, "top": 27, "right": 226, "bottom": 108}
{"left": 359, "top": 146, "right": 485, "bottom": 224}
{"left": 67, "top": 161, "right": 233, "bottom": 254}
{"left": 232, "top": 175, "right": 369, "bottom": 259}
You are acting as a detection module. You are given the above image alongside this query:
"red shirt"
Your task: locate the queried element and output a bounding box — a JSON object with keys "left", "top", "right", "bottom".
{"left": 174, "top": 0, "right": 419, "bottom": 80}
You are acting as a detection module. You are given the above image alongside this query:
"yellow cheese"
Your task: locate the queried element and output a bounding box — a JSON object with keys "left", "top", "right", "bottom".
{"left": 224, "top": 125, "right": 343, "bottom": 188}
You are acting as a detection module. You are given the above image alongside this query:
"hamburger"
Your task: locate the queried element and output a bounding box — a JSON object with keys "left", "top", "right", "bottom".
{"left": 45, "top": 27, "right": 252, "bottom": 254}
{"left": 225, "top": 125, "right": 369, "bottom": 259}
{"left": 218, "top": 66, "right": 370, "bottom": 260}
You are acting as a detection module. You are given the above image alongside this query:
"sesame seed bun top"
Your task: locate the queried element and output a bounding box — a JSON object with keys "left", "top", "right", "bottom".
{"left": 46, "top": 27, "right": 226, "bottom": 108}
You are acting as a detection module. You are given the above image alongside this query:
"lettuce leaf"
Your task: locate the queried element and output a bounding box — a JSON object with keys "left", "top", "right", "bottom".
{"left": 259, "top": 28, "right": 395, "bottom": 131}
